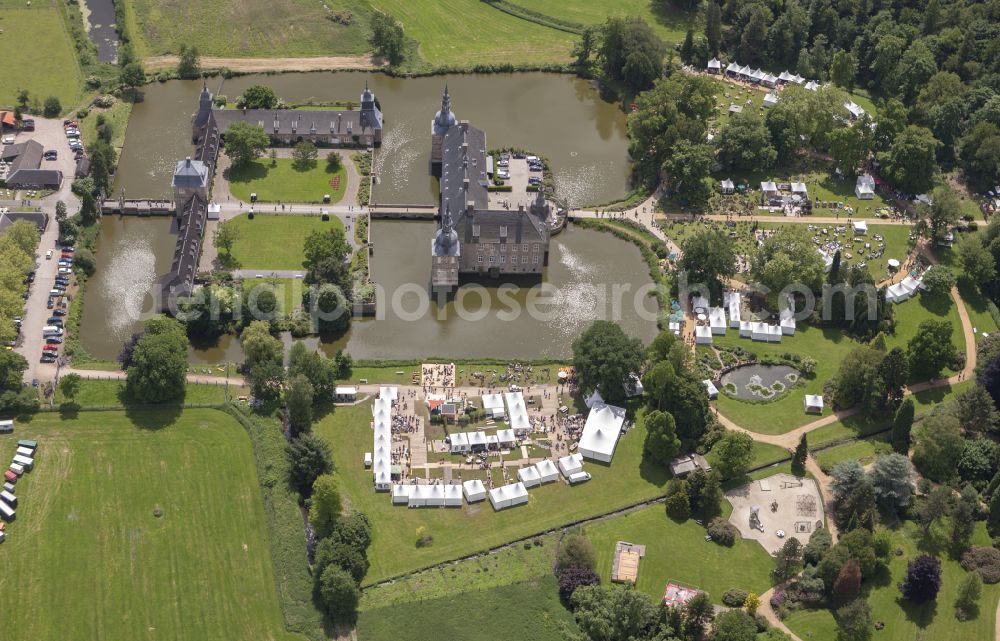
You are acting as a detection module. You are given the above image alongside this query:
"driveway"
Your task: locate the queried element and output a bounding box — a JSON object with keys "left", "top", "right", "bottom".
{"left": 9, "top": 117, "right": 81, "bottom": 383}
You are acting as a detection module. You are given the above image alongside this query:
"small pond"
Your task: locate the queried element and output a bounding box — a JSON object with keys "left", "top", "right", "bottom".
{"left": 719, "top": 364, "right": 801, "bottom": 401}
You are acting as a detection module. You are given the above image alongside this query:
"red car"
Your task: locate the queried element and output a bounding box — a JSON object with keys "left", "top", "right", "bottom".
{"left": 3, "top": 470, "right": 15, "bottom": 482}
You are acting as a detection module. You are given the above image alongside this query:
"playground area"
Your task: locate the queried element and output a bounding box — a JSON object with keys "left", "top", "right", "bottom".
{"left": 724, "top": 473, "right": 825, "bottom": 554}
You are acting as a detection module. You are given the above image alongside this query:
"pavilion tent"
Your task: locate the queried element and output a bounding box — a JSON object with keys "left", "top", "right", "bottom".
{"left": 804, "top": 395, "right": 824, "bottom": 414}
{"left": 334, "top": 386, "right": 357, "bottom": 402}
{"left": 739, "top": 320, "right": 753, "bottom": 338}
{"left": 392, "top": 484, "right": 412, "bottom": 505}
{"left": 450, "top": 431, "right": 470, "bottom": 453}
{"left": 579, "top": 402, "right": 626, "bottom": 463}
{"left": 426, "top": 485, "right": 446, "bottom": 507}
{"left": 496, "top": 428, "right": 517, "bottom": 448}
{"left": 763, "top": 93, "right": 779, "bottom": 108}
{"left": 790, "top": 182, "right": 808, "bottom": 196}
{"left": 559, "top": 453, "right": 584, "bottom": 477}
{"left": 853, "top": 220, "right": 868, "bottom": 235}
{"left": 379, "top": 386, "right": 398, "bottom": 401}
{"left": 844, "top": 101, "right": 866, "bottom": 119}
{"left": 482, "top": 393, "right": 506, "bottom": 419}
{"left": 855, "top": 174, "right": 875, "bottom": 199}
{"left": 536, "top": 459, "right": 559, "bottom": 483}
{"left": 768, "top": 325, "right": 783, "bottom": 343}
{"left": 725, "top": 291, "right": 742, "bottom": 327}
{"left": 751, "top": 322, "right": 769, "bottom": 341}
{"left": 703, "top": 380, "right": 719, "bottom": 400}
{"left": 443, "top": 485, "right": 463, "bottom": 507}
{"left": 407, "top": 484, "right": 431, "bottom": 507}
{"left": 726, "top": 62, "right": 741, "bottom": 76}
{"left": 805, "top": 81, "right": 819, "bottom": 91}
{"left": 695, "top": 325, "right": 713, "bottom": 344}
{"left": 467, "top": 431, "right": 488, "bottom": 451}
{"left": 584, "top": 389, "right": 604, "bottom": 409}
{"left": 691, "top": 294, "right": 710, "bottom": 313}
{"left": 463, "top": 479, "right": 487, "bottom": 502}
{"left": 778, "top": 71, "right": 794, "bottom": 83}
{"left": 721, "top": 178, "right": 735, "bottom": 194}
{"left": 518, "top": 465, "right": 542, "bottom": 488}
{"left": 750, "top": 68, "right": 765, "bottom": 83}
{"left": 374, "top": 469, "right": 391, "bottom": 491}
{"left": 790, "top": 74, "right": 805, "bottom": 84}
{"left": 709, "top": 307, "right": 727, "bottom": 335}
{"left": 504, "top": 391, "right": 531, "bottom": 434}
{"left": 762, "top": 73, "right": 778, "bottom": 87}
{"left": 486, "top": 434, "right": 500, "bottom": 449}
{"left": 489, "top": 482, "right": 529, "bottom": 510}
{"left": 707, "top": 58, "right": 722, "bottom": 73}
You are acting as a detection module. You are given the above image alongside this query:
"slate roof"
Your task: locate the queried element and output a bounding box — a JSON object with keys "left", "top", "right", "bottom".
{"left": 212, "top": 107, "right": 381, "bottom": 137}
{"left": 5, "top": 168, "right": 61, "bottom": 187}
{"left": 171, "top": 157, "right": 209, "bottom": 188}
{"left": 2, "top": 139, "right": 43, "bottom": 173}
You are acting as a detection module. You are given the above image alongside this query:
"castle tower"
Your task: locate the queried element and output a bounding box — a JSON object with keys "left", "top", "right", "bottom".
{"left": 192, "top": 81, "right": 213, "bottom": 142}
{"left": 430, "top": 86, "right": 457, "bottom": 174}
{"left": 431, "top": 202, "right": 460, "bottom": 291}
{"left": 531, "top": 186, "right": 551, "bottom": 220}
{"left": 359, "top": 80, "right": 384, "bottom": 143}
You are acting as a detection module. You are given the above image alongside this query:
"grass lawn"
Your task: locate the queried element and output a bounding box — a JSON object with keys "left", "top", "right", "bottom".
{"left": 513, "top": 0, "right": 694, "bottom": 43}
{"left": 881, "top": 291, "right": 966, "bottom": 366}
{"left": 226, "top": 213, "right": 343, "bottom": 270}
{"left": 52, "top": 378, "right": 247, "bottom": 407}
{"left": 316, "top": 401, "right": 670, "bottom": 583}
{"left": 369, "top": 0, "right": 576, "bottom": 66}
{"left": 785, "top": 521, "right": 1000, "bottom": 641}
{"left": 357, "top": 576, "right": 577, "bottom": 640}
{"left": 0, "top": 5, "right": 83, "bottom": 110}
{"left": 815, "top": 437, "right": 891, "bottom": 472}
{"left": 0, "top": 409, "right": 300, "bottom": 641}
{"left": 957, "top": 279, "right": 998, "bottom": 343}
{"left": 126, "top": 0, "right": 371, "bottom": 58}
{"left": 584, "top": 502, "right": 776, "bottom": 603}
{"left": 79, "top": 99, "right": 133, "bottom": 153}
{"left": 360, "top": 532, "right": 558, "bottom": 610}
{"left": 227, "top": 158, "right": 347, "bottom": 204}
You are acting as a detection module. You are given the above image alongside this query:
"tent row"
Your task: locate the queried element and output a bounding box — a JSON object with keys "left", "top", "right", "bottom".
{"left": 449, "top": 428, "right": 517, "bottom": 453}
{"left": 392, "top": 483, "right": 464, "bottom": 507}
{"left": 371, "top": 389, "right": 397, "bottom": 492}
{"left": 696, "top": 292, "right": 796, "bottom": 346}
{"left": 516, "top": 459, "right": 559, "bottom": 488}
{"left": 885, "top": 271, "right": 928, "bottom": 304}
{"left": 715, "top": 60, "right": 816, "bottom": 89}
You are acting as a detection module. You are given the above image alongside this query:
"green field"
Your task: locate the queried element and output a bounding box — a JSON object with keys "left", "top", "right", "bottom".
{"left": 126, "top": 0, "right": 371, "bottom": 58}
{"left": 513, "top": 0, "right": 693, "bottom": 43}
{"left": 0, "top": 409, "right": 300, "bottom": 641}
{"left": 317, "top": 401, "right": 669, "bottom": 583}
{"left": 79, "top": 99, "right": 134, "bottom": 153}
{"left": 52, "top": 378, "right": 244, "bottom": 407}
{"left": 227, "top": 158, "right": 347, "bottom": 204}
{"left": 784, "top": 521, "right": 1000, "bottom": 641}
{"left": 0, "top": 4, "right": 83, "bottom": 110}
{"left": 357, "top": 576, "right": 577, "bottom": 640}
{"left": 226, "top": 213, "right": 343, "bottom": 270}
{"left": 583, "top": 503, "right": 775, "bottom": 603}
{"left": 815, "top": 437, "right": 890, "bottom": 471}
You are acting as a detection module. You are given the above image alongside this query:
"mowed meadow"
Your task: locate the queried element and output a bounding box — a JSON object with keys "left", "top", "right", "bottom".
{"left": 0, "top": 409, "right": 301, "bottom": 641}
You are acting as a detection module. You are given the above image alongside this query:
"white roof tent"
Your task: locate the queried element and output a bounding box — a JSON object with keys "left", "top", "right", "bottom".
{"left": 584, "top": 389, "right": 604, "bottom": 409}
{"left": 392, "top": 484, "right": 411, "bottom": 505}
{"left": 703, "top": 379, "right": 719, "bottom": 400}
{"left": 804, "top": 395, "right": 824, "bottom": 414}
{"left": 379, "top": 385, "right": 398, "bottom": 401}
{"left": 579, "top": 402, "right": 626, "bottom": 463}
{"left": 695, "top": 325, "right": 713, "bottom": 344}
{"left": 844, "top": 101, "right": 866, "bottom": 120}
{"left": 886, "top": 274, "right": 927, "bottom": 304}
{"left": 720, "top": 178, "right": 735, "bottom": 193}
{"left": 535, "top": 459, "right": 559, "bottom": 483}
{"left": 725, "top": 290, "right": 742, "bottom": 327}
{"left": 853, "top": 220, "right": 868, "bottom": 235}
{"left": 518, "top": 465, "right": 542, "bottom": 487}
{"left": 707, "top": 58, "right": 722, "bottom": 71}
{"left": 763, "top": 93, "right": 779, "bottom": 108}
{"left": 855, "top": 174, "right": 875, "bottom": 199}
{"left": 372, "top": 396, "right": 394, "bottom": 491}
{"left": 489, "top": 482, "right": 529, "bottom": 510}
{"left": 449, "top": 431, "right": 470, "bottom": 453}
{"left": 709, "top": 307, "right": 727, "bottom": 335}
{"left": 760, "top": 181, "right": 778, "bottom": 194}
{"left": 504, "top": 391, "right": 530, "bottom": 434}
{"left": 334, "top": 386, "right": 357, "bottom": 400}
{"left": 805, "top": 80, "right": 820, "bottom": 91}
{"left": 463, "top": 479, "right": 487, "bottom": 502}
{"left": 559, "top": 453, "right": 584, "bottom": 478}
{"left": 496, "top": 428, "right": 517, "bottom": 447}
{"left": 444, "top": 485, "right": 463, "bottom": 507}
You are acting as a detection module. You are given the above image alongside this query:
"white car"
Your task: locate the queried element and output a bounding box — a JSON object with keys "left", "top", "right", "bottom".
{"left": 45, "top": 250, "right": 53, "bottom": 260}
{"left": 58, "top": 267, "right": 72, "bottom": 275}
{"left": 1, "top": 135, "right": 14, "bottom": 145}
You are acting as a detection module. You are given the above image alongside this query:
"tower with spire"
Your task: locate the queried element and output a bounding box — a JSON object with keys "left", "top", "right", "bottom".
{"left": 192, "top": 80, "right": 213, "bottom": 142}
{"left": 430, "top": 86, "right": 458, "bottom": 174}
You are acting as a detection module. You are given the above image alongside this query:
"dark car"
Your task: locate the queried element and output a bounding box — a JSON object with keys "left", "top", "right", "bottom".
{"left": 45, "top": 337, "right": 63, "bottom": 345}
{"left": 52, "top": 308, "right": 67, "bottom": 317}
{"left": 46, "top": 318, "right": 63, "bottom": 326}
{"left": 43, "top": 150, "right": 57, "bottom": 160}
{"left": 40, "top": 354, "right": 56, "bottom": 363}
{"left": 46, "top": 297, "right": 55, "bottom": 309}
{"left": 22, "top": 119, "right": 35, "bottom": 131}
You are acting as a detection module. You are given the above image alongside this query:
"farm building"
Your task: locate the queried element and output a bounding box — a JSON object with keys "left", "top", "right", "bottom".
{"left": 489, "top": 482, "right": 529, "bottom": 510}
{"left": 558, "top": 453, "right": 584, "bottom": 478}
{"left": 579, "top": 402, "right": 626, "bottom": 463}
{"left": 463, "top": 479, "right": 487, "bottom": 503}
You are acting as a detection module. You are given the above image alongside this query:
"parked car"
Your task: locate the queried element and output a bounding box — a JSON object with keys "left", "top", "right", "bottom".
{"left": 45, "top": 337, "right": 63, "bottom": 345}
{"left": 1, "top": 135, "right": 14, "bottom": 145}
{"left": 46, "top": 317, "right": 63, "bottom": 326}
{"left": 22, "top": 119, "right": 35, "bottom": 131}
{"left": 52, "top": 308, "right": 67, "bottom": 317}
{"left": 45, "top": 250, "right": 52, "bottom": 260}
{"left": 40, "top": 354, "right": 56, "bottom": 364}
{"left": 46, "top": 298, "right": 54, "bottom": 310}
{"left": 43, "top": 150, "right": 57, "bottom": 160}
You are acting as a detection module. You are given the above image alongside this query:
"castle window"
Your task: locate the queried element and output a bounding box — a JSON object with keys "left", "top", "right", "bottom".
{"left": 500, "top": 244, "right": 506, "bottom": 253}
{"left": 478, "top": 255, "right": 483, "bottom": 263}
{"left": 522, "top": 243, "right": 528, "bottom": 252}
{"left": 511, "top": 256, "right": 517, "bottom": 264}
{"left": 533, "top": 244, "right": 540, "bottom": 252}
{"left": 533, "top": 255, "right": 539, "bottom": 264}
{"left": 500, "top": 256, "right": 505, "bottom": 264}
{"left": 489, "top": 256, "right": 495, "bottom": 263}
{"left": 511, "top": 244, "right": 518, "bottom": 252}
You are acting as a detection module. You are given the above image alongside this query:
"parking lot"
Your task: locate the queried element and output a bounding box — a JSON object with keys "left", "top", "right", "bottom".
{"left": 487, "top": 154, "right": 545, "bottom": 211}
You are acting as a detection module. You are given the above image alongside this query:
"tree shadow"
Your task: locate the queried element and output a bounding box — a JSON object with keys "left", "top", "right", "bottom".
{"left": 57, "top": 401, "right": 81, "bottom": 420}
{"left": 896, "top": 595, "right": 937, "bottom": 629}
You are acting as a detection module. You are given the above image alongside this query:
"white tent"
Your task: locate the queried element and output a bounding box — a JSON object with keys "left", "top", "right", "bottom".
{"left": 467, "top": 430, "right": 488, "bottom": 451}
{"left": 853, "top": 220, "right": 868, "bottom": 235}
{"left": 804, "top": 395, "right": 824, "bottom": 414}
{"left": 482, "top": 393, "right": 506, "bottom": 419}
{"left": 334, "top": 386, "right": 357, "bottom": 401}
{"left": 886, "top": 274, "right": 926, "bottom": 304}
{"left": 781, "top": 317, "right": 797, "bottom": 335}
{"left": 778, "top": 71, "right": 794, "bottom": 83}
{"left": 489, "top": 482, "right": 529, "bottom": 510}
{"left": 750, "top": 68, "right": 765, "bottom": 83}
{"left": 790, "top": 74, "right": 806, "bottom": 84}
{"left": 579, "top": 402, "right": 625, "bottom": 463}
{"left": 762, "top": 73, "right": 778, "bottom": 87}
{"left": 703, "top": 379, "right": 719, "bottom": 400}
{"left": 855, "top": 174, "right": 875, "bottom": 199}
{"left": 760, "top": 181, "right": 778, "bottom": 195}
{"left": 486, "top": 434, "right": 500, "bottom": 449}
{"left": 790, "top": 182, "right": 808, "bottom": 196}
{"left": 709, "top": 307, "right": 727, "bottom": 335}
{"left": 695, "top": 325, "right": 713, "bottom": 344}
{"left": 407, "top": 484, "right": 430, "bottom": 507}
{"left": 559, "top": 453, "right": 584, "bottom": 478}
{"left": 780, "top": 295, "right": 796, "bottom": 335}
{"left": 463, "top": 479, "right": 487, "bottom": 502}
{"left": 691, "top": 294, "right": 710, "bottom": 313}
{"left": 536, "top": 459, "right": 559, "bottom": 483}
{"left": 504, "top": 391, "right": 531, "bottom": 434}
{"left": 844, "top": 101, "right": 866, "bottom": 119}
{"left": 728, "top": 104, "right": 743, "bottom": 114}
{"left": 763, "top": 93, "right": 779, "bottom": 108}
{"left": 725, "top": 291, "right": 742, "bottom": 328}
{"left": 450, "top": 431, "right": 470, "bottom": 453}
{"left": 584, "top": 389, "right": 604, "bottom": 409}
{"left": 496, "top": 428, "right": 517, "bottom": 448}
{"left": 707, "top": 58, "right": 722, "bottom": 73}
{"left": 768, "top": 325, "right": 783, "bottom": 343}
{"left": 721, "top": 178, "right": 735, "bottom": 194}
{"left": 444, "top": 484, "right": 463, "bottom": 507}
{"left": 392, "top": 484, "right": 412, "bottom": 505}
{"left": 669, "top": 320, "right": 682, "bottom": 336}
{"left": 518, "top": 465, "right": 542, "bottom": 487}
{"left": 726, "top": 61, "right": 741, "bottom": 76}
{"left": 426, "top": 485, "right": 446, "bottom": 507}
{"left": 374, "top": 469, "right": 391, "bottom": 491}
{"left": 805, "top": 80, "right": 819, "bottom": 91}
{"left": 751, "top": 321, "right": 769, "bottom": 341}
{"left": 739, "top": 320, "right": 752, "bottom": 338}
{"left": 379, "top": 386, "right": 398, "bottom": 401}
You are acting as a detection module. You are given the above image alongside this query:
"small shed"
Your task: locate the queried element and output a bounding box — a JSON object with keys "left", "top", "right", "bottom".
{"left": 334, "top": 386, "right": 357, "bottom": 402}
{"left": 463, "top": 479, "right": 487, "bottom": 503}
{"left": 804, "top": 395, "right": 824, "bottom": 414}
{"left": 207, "top": 203, "right": 221, "bottom": 220}
{"left": 558, "top": 453, "right": 584, "bottom": 478}
{"left": 853, "top": 220, "right": 868, "bottom": 235}
{"left": 695, "top": 325, "right": 713, "bottom": 345}
{"left": 703, "top": 379, "right": 719, "bottom": 400}
{"left": 536, "top": 459, "right": 559, "bottom": 483}
{"left": 518, "top": 465, "right": 542, "bottom": 488}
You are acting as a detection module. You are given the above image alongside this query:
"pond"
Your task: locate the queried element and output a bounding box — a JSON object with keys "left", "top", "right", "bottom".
{"left": 113, "top": 72, "right": 630, "bottom": 207}
{"left": 719, "top": 364, "right": 801, "bottom": 401}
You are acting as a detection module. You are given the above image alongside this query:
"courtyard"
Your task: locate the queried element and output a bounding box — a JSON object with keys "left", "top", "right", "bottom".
{"left": 221, "top": 150, "right": 354, "bottom": 205}
{"left": 725, "top": 472, "right": 825, "bottom": 554}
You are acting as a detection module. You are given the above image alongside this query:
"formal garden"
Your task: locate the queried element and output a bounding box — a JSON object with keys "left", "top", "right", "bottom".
{"left": 227, "top": 156, "right": 347, "bottom": 204}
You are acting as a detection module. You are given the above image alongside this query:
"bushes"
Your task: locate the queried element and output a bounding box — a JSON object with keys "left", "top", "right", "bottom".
{"left": 708, "top": 517, "right": 739, "bottom": 546}
{"left": 722, "top": 588, "right": 749, "bottom": 607}
{"left": 961, "top": 546, "right": 1000, "bottom": 584}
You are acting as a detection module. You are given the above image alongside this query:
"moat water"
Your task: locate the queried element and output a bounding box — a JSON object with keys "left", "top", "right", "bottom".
{"left": 83, "top": 72, "right": 651, "bottom": 362}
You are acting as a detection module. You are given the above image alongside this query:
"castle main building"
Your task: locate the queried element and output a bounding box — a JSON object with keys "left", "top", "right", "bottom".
{"left": 429, "top": 88, "right": 551, "bottom": 292}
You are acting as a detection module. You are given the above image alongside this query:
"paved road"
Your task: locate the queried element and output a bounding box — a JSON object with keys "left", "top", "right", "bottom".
{"left": 11, "top": 117, "right": 82, "bottom": 384}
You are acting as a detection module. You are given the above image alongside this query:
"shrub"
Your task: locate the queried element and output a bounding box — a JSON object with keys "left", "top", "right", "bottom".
{"left": 708, "top": 517, "right": 739, "bottom": 546}
{"left": 557, "top": 533, "right": 596, "bottom": 571}
{"left": 722, "top": 588, "right": 749, "bottom": 607}
{"left": 961, "top": 547, "right": 1000, "bottom": 584}
{"left": 415, "top": 525, "right": 433, "bottom": 548}
{"left": 899, "top": 555, "right": 942, "bottom": 603}
{"left": 557, "top": 565, "right": 600, "bottom": 603}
